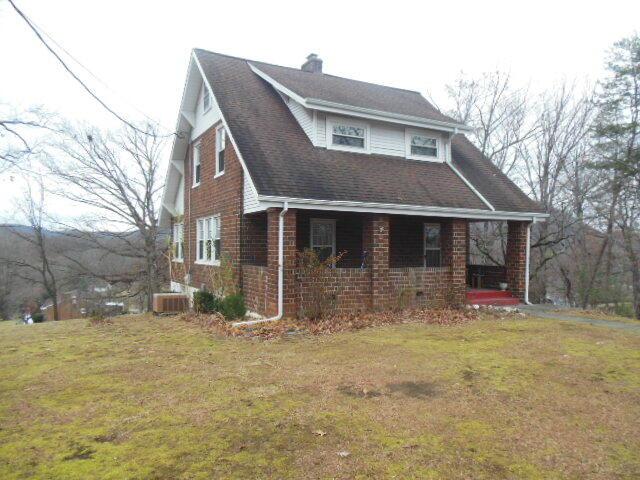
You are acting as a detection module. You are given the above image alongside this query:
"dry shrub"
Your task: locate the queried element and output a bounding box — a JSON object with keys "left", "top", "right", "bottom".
{"left": 207, "top": 253, "right": 238, "bottom": 297}
{"left": 297, "top": 249, "right": 346, "bottom": 320}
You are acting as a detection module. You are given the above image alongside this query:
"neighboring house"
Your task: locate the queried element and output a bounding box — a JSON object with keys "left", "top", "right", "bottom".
{"left": 41, "top": 285, "right": 125, "bottom": 321}
{"left": 160, "top": 50, "right": 547, "bottom": 318}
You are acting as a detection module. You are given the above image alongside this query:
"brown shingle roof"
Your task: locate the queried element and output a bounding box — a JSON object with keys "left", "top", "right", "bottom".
{"left": 250, "top": 61, "right": 460, "bottom": 125}
{"left": 194, "top": 49, "right": 543, "bottom": 214}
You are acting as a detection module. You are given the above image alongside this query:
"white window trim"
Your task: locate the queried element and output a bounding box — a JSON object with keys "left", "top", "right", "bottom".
{"left": 202, "top": 84, "right": 211, "bottom": 114}
{"left": 310, "top": 218, "right": 336, "bottom": 258}
{"left": 423, "top": 222, "right": 442, "bottom": 268}
{"left": 325, "top": 116, "right": 370, "bottom": 153}
{"left": 172, "top": 223, "right": 184, "bottom": 263}
{"left": 405, "top": 129, "right": 443, "bottom": 162}
{"left": 215, "top": 125, "right": 226, "bottom": 178}
{"left": 192, "top": 142, "right": 201, "bottom": 187}
{"left": 195, "top": 214, "right": 221, "bottom": 266}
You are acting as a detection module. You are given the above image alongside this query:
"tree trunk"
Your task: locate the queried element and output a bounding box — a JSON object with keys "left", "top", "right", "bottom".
{"left": 582, "top": 181, "right": 620, "bottom": 309}
{"left": 52, "top": 298, "right": 59, "bottom": 321}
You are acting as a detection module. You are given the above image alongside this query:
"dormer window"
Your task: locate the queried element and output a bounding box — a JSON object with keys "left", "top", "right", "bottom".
{"left": 202, "top": 84, "right": 211, "bottom": 113}
{"left": 333, "top": 125, "right": 365, "bottom": 148}
{"left": 406, "top": 129, "right": 441, "bottom": 161}
{"left": 326, "top": 116, "right": 369, "bottom": 152}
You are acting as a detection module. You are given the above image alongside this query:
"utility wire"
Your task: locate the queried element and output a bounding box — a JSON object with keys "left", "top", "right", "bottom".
{"left": 8, "top": 0, "right": 175, "bottom": 138}
{"left": 26, "top": 16, "right": 173, "bottom": 133}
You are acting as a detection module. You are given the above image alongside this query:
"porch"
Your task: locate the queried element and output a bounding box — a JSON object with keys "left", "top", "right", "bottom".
{"left": 240, "top": 209, "right": 528, "bottom": 317}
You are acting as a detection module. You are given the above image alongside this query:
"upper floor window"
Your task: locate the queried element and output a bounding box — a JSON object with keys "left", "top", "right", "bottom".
{"left": 202, "top": 85, "right": 211, "bottom": 113}
{"left": 326, "top": 116, "right": 369, "bottom": 153}
{"left": 407, "top": 130, "right": 440, "bottom": 160}
{"left": 172, "top": 223, "right": 184, "bottom": 261}
{"left": 192, "top": 143, "right": 201, "bottom": 186}
{"left": 424, "top": 223, "right": 441, "bottom": 267}
{"left": 215, "top": 125, "right": 226, "bottom": 176}
{"left": 196, "top": 215, "right": 221, "bottom": 265}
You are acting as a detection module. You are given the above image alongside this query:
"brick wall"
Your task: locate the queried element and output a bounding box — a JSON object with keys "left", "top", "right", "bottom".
{"left": 297, "top": 268, "right": 372, "bottom": 316}
{"left": 242, "top": 212, "right": 267, "bottom": 266}
{"left": 389, "top": 267, "right": 452, "bottom": 308}
{"left": 242, "top": 265, "right": 268, "bottom": 314}
{"left": 370, "top": 215, "right": 391, "bottom": 310}
{"left": 506, "top": 221, "right": 529, "bottom": 300}
{"left": 448, "top": 219, "right": 468, "bottom": 305}
{"left": 181, "top": 124, "right": 243, "bottom": 290}
{"left": 266, "top": 208, "right": 297, "bottom": 317}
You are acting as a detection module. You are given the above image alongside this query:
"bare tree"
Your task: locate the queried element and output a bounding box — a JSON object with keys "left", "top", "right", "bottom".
{"left": 0, "top": 103, "right": 54, "bottom": 173}
{"left": 521, "top": 84, "right": 597, "bottom": 300}
{"left": 446, "top": 71, "right": 537, "bottom": 175}
{"left": 0, "top": 181, "right": 61, "bottom": 320}
{"left": 46, "top": 123, "right": 167, "bottom": 311}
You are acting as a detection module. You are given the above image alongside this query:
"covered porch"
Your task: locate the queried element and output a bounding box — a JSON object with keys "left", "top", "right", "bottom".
{"left": 240, "top": 208, "right": 530, "bottom": 317}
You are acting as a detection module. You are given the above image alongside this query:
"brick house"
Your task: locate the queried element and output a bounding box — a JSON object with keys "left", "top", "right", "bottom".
{"left": 160, "top": 50, "right": 547, "bottom": 319}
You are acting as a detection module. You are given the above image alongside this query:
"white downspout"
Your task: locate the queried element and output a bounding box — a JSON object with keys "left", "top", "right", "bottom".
{"left": 233, "top": 201, "right": 289, "bottom": 326}
{"left": 524, "top": 220, "right": 533, "bottom": 305}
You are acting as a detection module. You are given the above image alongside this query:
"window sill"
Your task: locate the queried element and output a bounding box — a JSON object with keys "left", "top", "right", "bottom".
{"left": 326, "top": 144, "right": 370, "bottom": 154}
{"left": 192, "top": 183, "right": 200, "bottom": 188}
{"left": 194, "top": 260, "right": 220, "bottom": 267}
{"left": 407, "top": 154, "right": 443, "bottom": 162}
{"left": 214, "top": 171, "right": 225, "bottom": 179}
{"left": 172, "top": 259, "right": 184, "bottom": 263}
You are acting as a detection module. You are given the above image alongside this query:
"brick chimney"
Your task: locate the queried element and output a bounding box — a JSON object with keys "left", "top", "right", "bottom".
{"left": 301, "top": 53, "right": 322, "bottom": 73}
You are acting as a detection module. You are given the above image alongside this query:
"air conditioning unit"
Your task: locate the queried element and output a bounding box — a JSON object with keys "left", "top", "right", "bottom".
{"left": 153, "top": 293, "right": 189, "bottom": 314}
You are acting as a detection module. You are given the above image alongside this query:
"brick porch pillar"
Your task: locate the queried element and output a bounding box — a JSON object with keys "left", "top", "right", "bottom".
{"left": 506, "top": 221, "right": 528, "bottom": 300}
{"left": 442, "top": 219, "right": 468, "bottom": 306}
{"left": 266, "top": 208, "right": 297, "bottom": 317}
{"left": 365, "top": 214, "right": 390, "bottom": 310}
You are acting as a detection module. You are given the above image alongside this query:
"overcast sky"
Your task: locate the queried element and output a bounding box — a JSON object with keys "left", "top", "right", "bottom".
{"left": 1, "top": 0, "right": 639, "bottom": 221}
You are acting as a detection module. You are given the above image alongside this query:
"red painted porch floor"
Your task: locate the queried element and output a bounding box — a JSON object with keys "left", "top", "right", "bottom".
{"left": 466, "top": 289, "right": 520, "bottom": 306}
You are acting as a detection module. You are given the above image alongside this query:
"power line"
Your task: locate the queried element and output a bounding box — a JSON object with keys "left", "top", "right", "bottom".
{"left": 8, "top": 0, "right": 175, "bottom": 138}
{"left": 26, "top": 16, "right": 173, "bottom": 133}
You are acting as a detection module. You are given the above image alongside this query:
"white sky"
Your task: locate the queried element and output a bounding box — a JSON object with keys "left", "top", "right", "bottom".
{"left": 1, "top": 0, "right": 639, "bottom": 222}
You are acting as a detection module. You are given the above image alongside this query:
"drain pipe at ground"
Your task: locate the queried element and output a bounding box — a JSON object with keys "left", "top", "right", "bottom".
{"left": 233, "top": 201, "right": 288, "bottom": 327}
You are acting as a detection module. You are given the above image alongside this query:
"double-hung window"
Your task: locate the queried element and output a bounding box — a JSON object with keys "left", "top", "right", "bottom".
{"left": 215, "top": 125, "right": 226, "bottom": 176}
{"left": 172, "top": 223, "right": 184, "bottom": 261}
{"left": 202, "top": 84, "right": 211, "bottom": 113}
{"left": 196, "top": 215, "right": 221, "bottom": 264}
{"left": 424, "top": 223, "right": 441, "bottom": 267}
{"left": 406, "top": 129, "right": 441, "bottom": 161}
{"left": 326, "top": 117, "right": 369, "bottom": 152}
{"left": 192, "top": 143, "right": 201, "bottom": 186}
{"left": 310, "top": 218, "right": 336, "bottom": 262}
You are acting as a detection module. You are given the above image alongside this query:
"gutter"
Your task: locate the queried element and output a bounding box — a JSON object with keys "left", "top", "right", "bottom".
{"left": 233, "top": 201, "right": 289, "bottom": 327}
{"left": 258, "top": 195, "right": 548, "bottom": 222}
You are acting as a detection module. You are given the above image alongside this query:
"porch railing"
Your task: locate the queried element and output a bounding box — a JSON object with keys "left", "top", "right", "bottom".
{"left": 467, "top": 264, "right": 507, "bottom": 289}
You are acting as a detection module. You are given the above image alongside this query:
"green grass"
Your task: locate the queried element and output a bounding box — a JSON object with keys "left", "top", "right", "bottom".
{"left": 1, "top": 314, "right": 639, "bottom": 479}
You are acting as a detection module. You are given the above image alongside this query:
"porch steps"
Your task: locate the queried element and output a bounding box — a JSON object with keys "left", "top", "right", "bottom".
{"left": 466, "top": 289, "right": 520, "bottom": 306}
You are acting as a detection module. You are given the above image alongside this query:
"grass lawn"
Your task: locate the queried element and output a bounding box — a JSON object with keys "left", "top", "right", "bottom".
{"left": 551, "top": 308, "right": 640, "bottom": 325}
{"left": 0, "top": 314, "right": 639, "bottom": 479}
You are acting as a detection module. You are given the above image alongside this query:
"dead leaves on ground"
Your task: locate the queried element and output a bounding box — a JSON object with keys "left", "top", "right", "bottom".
{"left": 177, "top": 307, "right": 481, "bottom": 340}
